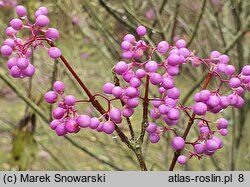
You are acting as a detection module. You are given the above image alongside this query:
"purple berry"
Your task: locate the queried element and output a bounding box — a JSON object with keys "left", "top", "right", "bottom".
{"left": 167, "top": 108, "right": 180, "bottom": 120}
{"left": 150, "top": 73, "right": 162, "bottom": 85}
{"left": 64, "top": 95, "right": 76, "bottom": 106}
{"left": 6, "top": 58, "right": 17, "bottom": 69}
{"left": 102, "top": 82, "right": 115, "bottom": 94}
{"left": 16, "top": 5, "right": 27, "bottom": 17}
{"left": 52, "top": 107, "right": 65, "bottom": 119}
{"left": 35, "top": 15, "right": 49, "bottom": 27}
{"left": 50, "top": 120, "right": 59, "bottom": 130}
{"left": 176, "top": 39, "right": 186, "bottom": 48}
{"left": 22, "top": 64, "right": 35, "bottom": 77}
{"left": 123, "top": 34, "right": 135, "bottom": 43}
{"left": 193, "top": 102, "right": 207, "bottom": 115}
{"left": 102, "top": 121, "right": 115, "bottom": 134}
{"left": 38, "top": 6, "right": 48, "bottom": 15}
{"left": 167, "top": 53, "right": 180, "bottom": 66}
{"left": 171, "top": 136, "right": 185, "bottom": 151}
{"left": 17, "top": 58, "right": 29, "bottom": 70}
{"left": 206, "top": 140, "right": 219, "bottom": 151}
{"left": 157, "top": 41, "right": 169, "bottom": 54}
{"left": 135, "top": 69, "right": 146, "bottom": 79}
{"left": 136, "top": 25, "right": 147, "bottom": 36}
{"left": 44, "top": 91, "right": 58, "bottom": 104}
{"left": 77, "top": 115, "right": 91, "bottom": 128}
{"left": 219, "top": 55, "right": 229, "bottom": 64}
{"left": 149, "top": 133, "right": 160, "bottom": 143}
{"left": 1, "top": 45, "right": 13, "bottom": 56}
{"left": 10, "top": 18, "right": 23, "bottom": 30}
{"left": 109, "top": 107, "right": 122, "bottom": 123}
{"left": 146, "top": 122, "right": 157, "bottom": 133}
{"left": 55, "top": 124, "right": 67, "bottom": 136}
{"left": 216, "top": 118, "right": 228, "bottom": 129}
{"left": 177, "top": 155, "right": 187, "bottom": 165}
{"left": 10, "top": 66, "right": 20, "bottom": 78}
{"left": 89, "top": 117, "right": 100, "bottom": 129}
{"left": 46, "top": 28, "right": 59, "bottom": 40}
{"left": 130, "top": 77, "right": 141, "bottom": 87}
{"left": 210, "top": 50, "right": 221, "bottom": 58}
{"left": 162, "top": 77, "right": 174, "bottom": 89}
{"left": 167, "top": 87, "right": 180, "bottom": 99}
{"left": 65, "top": 119, "right": 78, "bottom": 133}
{"left": 225, "top": 65, "right": 235, "bottom": 76}
{"left": 122, "top": 107, "right": 134, "bottom": 117}
{"left": 242, "top": 65, "right": 250, "bottom": 75}
{"left": 125, "top": 87, "right": 138, "bottom": 98}
{"left": 48, "top": 47, "right": 61, "bottom": 59}
{"left": 207, "top": 95, "right": 220, "bottom": 107}
{"left": 112, "top": 86, "right": 123, "bottom": 98}
{"left": 53, "top": 81, "right": 65, "bottom": 94}
{"left": 121, "top": 41, "right": 131, "bottom": 50}
{"left": 3, "top": 38, "right": 15, "bottom": 48}
{"left": 229, "top": 77, "right": 241, "bottom": 88}
{"left": 194, "top": 143, "right": 206, "bottom": 154}
{"left": 115, "top": 61, "right": 128, "bottom": 75}
{"left": 145, "top": 60, "right": 158, "bottom": 72}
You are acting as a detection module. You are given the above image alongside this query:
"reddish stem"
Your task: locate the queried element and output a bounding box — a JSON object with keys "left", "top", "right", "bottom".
{"left": 168, "top": 71, "right": 213, "bottom": 171}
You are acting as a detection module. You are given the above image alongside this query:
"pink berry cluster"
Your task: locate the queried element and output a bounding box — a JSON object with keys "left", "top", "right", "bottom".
{"left": 0, "top": 5, "right": 61, "bottom": 78}
{"left": 44, "top": 81, "right": 118, "bottom": 136}
{"left": 107, "top": 25, "right": 250, "bottom": 165}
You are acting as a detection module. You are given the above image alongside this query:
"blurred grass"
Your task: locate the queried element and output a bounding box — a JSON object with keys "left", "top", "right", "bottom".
{"left": 0, "top": 0, "right": 250, "bottom": 171}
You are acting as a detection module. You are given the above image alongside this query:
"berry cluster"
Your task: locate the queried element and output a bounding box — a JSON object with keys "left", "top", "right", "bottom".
{"left": 1, "top": 5, "right": 250, "bottom": 168}
{"left": 45, "top": 81, "right": 119, "bottom": 136}
{"left": 0, "top": 5, "right": 61, "bottom": 78}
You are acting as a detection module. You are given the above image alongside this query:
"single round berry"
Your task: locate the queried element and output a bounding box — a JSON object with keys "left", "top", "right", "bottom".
{"left": 242, "top": 65, "right": 250, "bottom": 75}
{"left": 150, "top": 108, "right": 161, "bottom": 120}
{"left": 200, "top": 126, "right": 210, "bottom": 135}
{"left": 216, "top": 118, "right": 228, "bottom": 129}
{"left": 229, "top": 77, "right": 241, "bottom": 88}
{"left": 210, "top": 50, "right": 221, "bottom": 58}
{"left": 55, "top": 124, "right": 67, "bottom": 136}
{"left": 6, "top": 58, "right": 16, "bottom": 69}
{"left": 48, "top": 47, "right": 61, "bottom": 59}
{"left": 219, "top": 54, "right": 229, "bottom": 64}
{"left": 135, "top": 69, "right": 146, "bottom": 79}
{"left": 136, "top": 25, "right": 147, "bottom": 36}
{"left": 52, "top": 107, "right": 65, "bottom": 119}
{"left": 112, "top": 86, "right": 123, "bottom": 98}
{"left": 194, "top": 143, "right": 206, "bottom": 154}
{"left": 22, "top": 64, "right": 35, "bottom": 77}
{"left": 3, "top": 38, "right": 15, "bottom": 48}
{"left": 167, "top": 87, "right": 180, "bottom": 99}
{"left": 171, "top": 137, "right": 185, "bottom": 151}
{"left": 16, "top": 5, "right": 27, "bottom": 17}
{"left": 77, "top": 115, "right": 91, "bottom": 128}
{"left": 5, "top": 27, "right": 17, "bottom": 37}
{"left": 64, "top": 95, "right": 76, "bottom": 106}
{"left": 206, "top": 140, "right": 219, "bottom": 151}
{"left": 50, "top": 120, "right": 59, "bottom": 130}
{"left": 102, "top": 121, "right": 115, "bottom": 134}
{"left": 65, "top": 119, "right": 78, "bottom": 133}
{"left": 167, "top": 53, "right": 180, "bottom": 66}
{"left": 193, "top": 102, "right": 207, "bottom": 115}
{"left": 123, "top": 34, "right": 135, "bottom": 43}
{"left": 179, "top": 48, "right": 190, "bottom": 58}
{"left": 17, "top": 58, "right": 29, "bottom": 70}
{"left": 126, "top": 98, "right": 139, "bottom": 108}
{"left": 150, "top": 73, "right": 162, "bottom": 85}
{"left": 168, "top": 65, "right": 180, "bottom": 76}
{"left": 145, "top": 61, "right": 158, "bottom": 72}
{"left": 53, "top": 81, "right": 65, "bottom": 94}
{"left": 115, "top": 61, "right": 128, "bottom": 75}
{"left": 130, "top": 77, "right": 141, "bottom": 87}
{"left": 225, "top": 65, "right": 235, "bottom": 76}
{"left": 10, "top": 18, "right": 23, "bottom": 30}
{"left": 10, "top": 66, "right": 20, "bottom": 78}
{"left": 146, "top": 122, "right": 157, "bottom": 133}
{"left": 35, "top": 15, "right": 49, "bottom": 27}
{"left": 109, "top": 107, "right": 122, "bottom": 123}
{"left": 149, "top": 133, "right": 160, "bottom": 143}
{"left": 207, "top": 95, "right": 220, "bottom": 107}
{"left": 38, "top": 6, "right": 48, "bottom": 15}
{"left": 44, "top": 91, "right": 58, "bottom": 104}
{"left": 157, "top": 41, "right": 169, "bottom": 54}
{"left": 176, "top": 39, "right": 186, "bottom": 48}
{"left": 219, "top": 129, "right": 228, "bottom": 136}
{"left": 162, "top": 77, "right": 174, "bottom": 89}
{"left": 102, "top": 82, "right": 115, "bottom": 94}
{"left": 211, "top": 136, "right": 223, "bottom": 149}
{"left": 46, "top": 28, "right": 59, "bottom": 40}
{"left": 121, "top": 41, "right": 131, "bottom": 50}
{"left": 167, "top": 108, "right": 180, "bottom": 120}
{"left": 1, "top": 45, "right": 13, "bottom": 56}
{"left": 122, "top": 107, "right": 134, "bottom": 117}
{"left": 177, "top": 155, "right": 187, "bottom": 165}
{"left": 89, "top": 117, "right": 100, "bottom": 129}
{"left": 125, "top": 87, "right": 138, "bottom": 98}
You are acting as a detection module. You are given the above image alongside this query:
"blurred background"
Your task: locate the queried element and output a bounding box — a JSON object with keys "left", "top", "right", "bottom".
{"left": 0, "top": 0, "right": 250, "bottom": 171}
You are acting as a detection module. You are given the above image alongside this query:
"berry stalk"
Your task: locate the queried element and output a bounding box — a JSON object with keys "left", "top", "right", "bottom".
{"left": 169, "top": 71, "right": 213, "bottom": 171}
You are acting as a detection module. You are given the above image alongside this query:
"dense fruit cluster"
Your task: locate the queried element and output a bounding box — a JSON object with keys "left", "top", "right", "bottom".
{"left": 45, "top": 81, "right": 118, "bottom": 136}
{"left": 0, "top": 5, "right": 61, "bottom": 78}
{"left": 1, "top": 5, "right": 250, "bottom": 167}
